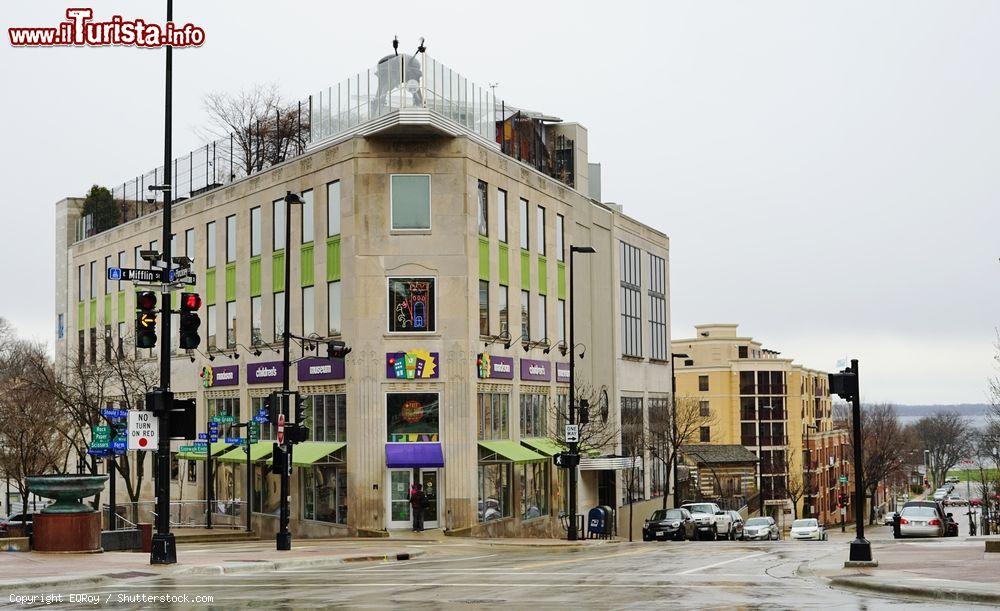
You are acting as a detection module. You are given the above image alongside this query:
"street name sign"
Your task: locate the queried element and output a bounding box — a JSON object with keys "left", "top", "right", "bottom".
{"left": 180, "top": 445, "right": 207, "bottom": 453}
{"left": 108, "top": 267, "right": 168, "bottom": 283}
{"left": 127, "top": 410, "right": 158, "bottom": 450}
{"left": 839, "top": 475, "right": 848, "bottom": 484}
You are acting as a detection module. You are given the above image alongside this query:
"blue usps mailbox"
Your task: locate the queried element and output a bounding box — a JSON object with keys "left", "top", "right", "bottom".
{"left": 588, "top": 507, "right": 607, "bottom": 538}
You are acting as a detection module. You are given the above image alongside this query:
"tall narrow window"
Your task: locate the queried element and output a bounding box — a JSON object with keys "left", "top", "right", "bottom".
{"left": 557, "top": 298, "right": 566, "bottom": 344}
{"left": 327, "top": 281, "right": 341, "bottom": 335}
{"left": 648, "top": 253, "right": 666, "bottom": 360}
{"left": 206, "top": 304, "right": 217, "bottom": 348}
{"left": 498, "top": 285, "right": 509, "bottom": 336}
{"left": 556, "top": 214, "right": 565, "bottom": 261}
{"left": 497, "top": 189, "right": 508, "bottom": 243}
{"left": 117, "top": 251, "right": 126, "bottom": 274}
{"left": 226, "top": 301, "right": 236, "bottom": 348}
{"left": 536, "top": 206, "right": 545, "bottom": 255}
{"left": 251, "top": 296, "right": 262, "bottom": 345}
{"left": 619, "top": 242, "right": 642, "bottom": 358}
{"left": 250, "top": 206, "right": 261, "bottom": 257}
{"left": 185, "top": 229, "right": 195, "bottom": 260}
{"left": 225, "top": 215, "right": 236, "bottom": 263}
{"left": 390, "top": 175, "right": 431, "bottom": 230}
{"left": 272, "top": 198, "right": 285, "bottom": 250}
{"left": 89, "top": 261, "right": 95, "bottom": 298}
{"left": 521, "top": 289, "right": 530, "bottom": 340}
{"left": 273, "top": 292, "right": 285, "bottom": 340}
{"left": 537, "top": 294, "right": 547, "bottom": 341}
{"left": 77, "top": 265, "right": 84, "bottom": 301}
{"left": 327, "top": 181, "right": 341, "bottom": 236}
{"left": 302, "top": 286, "right": 315, "bottom": 336}
{"left": 479, "top": 280, "right": 489, "bottom": 336}
{"left": 206, "top": 221, "right": 216, "bottom": 268}
{"left": 477, "top": 180, "right": 488, "bottom": 236}
{"left": 301, "top": 189, "right": 314, "bottom": 243}
{"left": 519, "top": 198, "right": 529, "bottom": 249}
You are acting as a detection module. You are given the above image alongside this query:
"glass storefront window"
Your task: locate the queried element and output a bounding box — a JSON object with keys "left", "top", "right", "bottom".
{"left": 520, "top": 461, "right": 549, "bottom": 520}
{"left": 477, "top": 392, "right": 509, "bottom": 440}
{"left": 478, "top": 462, "right": 511, "bottom": 522}
{"left": 300, "top": 394, "right": 347, "bottom": 442}
{"left": 520, "top": 392, "right": 548, "bottom": 438}
{"left": 302, "top": 463, "right": 347, "bottom": 524}
{"left": 387, "top": 393, "right": 439, "bottom": 442}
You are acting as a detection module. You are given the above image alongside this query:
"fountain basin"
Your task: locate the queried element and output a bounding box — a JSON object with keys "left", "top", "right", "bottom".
{"left": 26, "top": 474, "right": 108, "bottom": 514}
{"left": 26, "top": 474, "right": 108, "bottom": 553}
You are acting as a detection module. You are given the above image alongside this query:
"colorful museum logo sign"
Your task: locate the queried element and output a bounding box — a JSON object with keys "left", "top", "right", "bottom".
{"left": 199, "top": 364, "right": 239, "bottom": 388}
{"left": 477, "top": 353, "right": 514, "bottom": 380}
{"left": 386, "top": 350, "right": 439, "bottom": 379}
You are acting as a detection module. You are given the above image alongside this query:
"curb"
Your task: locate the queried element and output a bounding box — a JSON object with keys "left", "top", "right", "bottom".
{"left": 0, "top": 549, "right": 425, "bottom": 590}
{"left": 481, "top": 539, "right": 622, "bottom": 548}
{"left": 828, "top": 575, "right": 1000, "bottom": 606}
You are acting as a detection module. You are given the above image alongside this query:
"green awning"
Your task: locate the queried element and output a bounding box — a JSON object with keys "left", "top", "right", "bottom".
{"left": 180, "top": 444, "right": 232, "bottom": 461}
{"left": 521, "top": 437, "right": 565, "bottom": 457}
{"left": 479, "top": 440, "right": 547, "bottom": 463}
{"left": 266, "top": 442, "right": 346, "bottom": 467}
{"left": 217, "top": 443, "right": 273, "bottom": 464}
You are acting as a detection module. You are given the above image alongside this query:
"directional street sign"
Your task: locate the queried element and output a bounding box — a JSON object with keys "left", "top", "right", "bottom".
{"left": 839, "top": 475, "right": 849, "bottom": 484}
{"left": 180, "top": 445, "right": 207, "bottom": 453}
{"left": 211, "top": 415, "right": 235, "bottom": 424}
{"left": 108, "top": 267, "right": 168, "bottom": 283}
{"left": 564, "top": 424, "right": 580, "bottom": 443}
{"left": 101, "top": 408, "right": 129, "bottom": 419}
{"left": 127, "top": 410, "right": 158, "bottom": 451}
{"left": 194, "top": 441, "right": 208, "bottom": 447}
{"left": 225, "top": 437, "right": 244, "bottom": 445}
{"left": 197, "top": 433, "right": 208, "bottom": 440}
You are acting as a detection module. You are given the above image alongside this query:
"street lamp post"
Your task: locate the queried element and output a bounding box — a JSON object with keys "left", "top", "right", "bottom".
{"left": 830, "top": 358, "right": 874, "bottom": 565}
{"left": 804, "top": 424, "right": 817, "bottom": 519}
{"left": 669, "top": 352, "right": 688, "bottom": 509}
{"left": 566, "top": 244, "right": 595, "bottom": 541}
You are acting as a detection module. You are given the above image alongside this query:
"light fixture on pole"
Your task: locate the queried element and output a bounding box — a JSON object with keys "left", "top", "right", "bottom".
{"left": 669, "top": 352, "right": 688, "bottom": 509}
{"left": 566, "top": 244, "right": 595, "bottom": 541}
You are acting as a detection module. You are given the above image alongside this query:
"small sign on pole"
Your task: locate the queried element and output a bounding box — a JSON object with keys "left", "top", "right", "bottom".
{"left": 564, "top": 424, "right": 580, "bottom": 443}
{"left": 839, "top": 475, "right": 849, "bottom": 484}
{"left": 127, "top": 410, "right": 159, "bottom": 450}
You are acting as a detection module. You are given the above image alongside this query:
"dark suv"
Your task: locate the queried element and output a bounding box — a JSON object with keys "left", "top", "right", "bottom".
{"left": 642, "top": 508, "right": 695, "bottom": 541}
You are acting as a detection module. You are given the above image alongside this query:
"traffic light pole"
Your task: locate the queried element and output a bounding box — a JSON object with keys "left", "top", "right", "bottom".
{"left": 567, "top": 246, "right": 578, "bottom": 541}
{"left": 846, "top": 359, "right": 874, "bottom": 564}
{"left": 277, "top": 192, "right": 294, "bottom": 551}
{"left": 151, "top": 0, "right": 176, "bottom": 565}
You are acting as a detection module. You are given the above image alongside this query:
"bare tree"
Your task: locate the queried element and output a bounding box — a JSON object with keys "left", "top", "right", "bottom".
{"left": 199, "top": 84, "right": 309, "bottom": 179}
{"left": 835, "top": 402, "right": 909, "bottom": 524}
{"left": 647, "top": 396, "right": 717, "bottom": 508}
{"left": 912, "top": 411, "right": 973, "bottom": 490}
{"left": 0, "top": 333, "right": 70, "bottom": 518}
{"left": 546, "top": 383, "right": 619, "bottom": 453}
{"left": 781, "top": 443, "right": 805, "bottom": 520}
{"left": 620, "top": 398, "right": 646, "bottom": 542}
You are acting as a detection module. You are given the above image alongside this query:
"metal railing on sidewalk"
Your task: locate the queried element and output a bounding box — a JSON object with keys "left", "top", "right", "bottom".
{"left": 109, "top": 500, "right": 248, "bottom": 529}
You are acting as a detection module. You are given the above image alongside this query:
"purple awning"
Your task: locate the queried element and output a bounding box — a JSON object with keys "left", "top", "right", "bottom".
{"left": 385, "top": 443, "right": 444, "bottom": 468}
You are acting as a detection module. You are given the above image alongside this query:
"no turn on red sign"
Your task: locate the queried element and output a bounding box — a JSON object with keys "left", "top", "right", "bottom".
{"left": 127, "top": 410, "right": 159, "bottom": 451}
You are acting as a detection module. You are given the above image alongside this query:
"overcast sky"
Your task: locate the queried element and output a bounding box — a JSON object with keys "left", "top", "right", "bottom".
{"left": 1, "top": 1, "right": 998, "bottom": 404}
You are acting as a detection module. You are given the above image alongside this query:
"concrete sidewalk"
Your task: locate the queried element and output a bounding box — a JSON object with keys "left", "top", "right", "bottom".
{"left": 0, "top": 539, "right": 426, "bottom": 592}
{"left": 804, "top": 538, "right": 1000, "bottom": 605}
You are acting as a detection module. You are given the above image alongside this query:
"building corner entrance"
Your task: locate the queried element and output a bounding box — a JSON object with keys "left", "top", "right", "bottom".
{"left": 387, "top": 468, "right": 439, "bottom": 530}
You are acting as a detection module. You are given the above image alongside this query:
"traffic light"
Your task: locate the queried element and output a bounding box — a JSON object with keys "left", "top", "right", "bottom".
{"left": 554, "top": 452, "right": 580, "bottom": 469}
{"left": 264, "top": 391, "right": 282, "bottom": 424}
{"left": 579, "top": 398, "right": 590, "bottom": 425}
{"left": 135, "top": 291, "right": 158, "bottom": 348}
{"left": 168, "top": 398, "right": 197, "bottom": 440}
{"left": 293, "top": 392, "right": 307, "bottom": 424}
{"left": 326, "top": 339, "right": 352, "bottom": 360}
{"left": 179, "top": 292, "right": 202, "bottom": 350}
{"left": 271, "top": 443, "right": 288, "bottom": 475}
{"left": 287, "top": 422, "right": 309, "bottom": 444}
{"left": 829, "top": 369, "right": 858, "bottom": 402}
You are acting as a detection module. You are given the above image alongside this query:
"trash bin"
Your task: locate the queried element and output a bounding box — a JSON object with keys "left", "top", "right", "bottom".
{"left": 600, "top": 505, "right": 616, "bottom": 537}
{"left": 138, "top": 523, "right": 153, "bottom": 553}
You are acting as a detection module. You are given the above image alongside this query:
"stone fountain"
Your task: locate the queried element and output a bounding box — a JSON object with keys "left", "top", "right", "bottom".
{"left": 26, "top": 474, "right": 108, "bottom": 553}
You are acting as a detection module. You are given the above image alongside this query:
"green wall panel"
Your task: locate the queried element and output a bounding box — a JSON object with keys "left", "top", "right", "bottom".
{"left": 117, "top": 292, "right": 126, "bottom": 323}
{"left": 301, "top": 244, "right": 314, "bottom": 287}
{"left": 205, "top": 268, "right": 217, "bottom": 305}
{"left": 250, "top": 256, "right": 262, "bottom": 297}
{"left": 538, "top": 256, "right": 547, "bottom": 296}
{"left": 520, "top": 249, "right": 530, "bottom": 288}
{"left": 326, "top": 236, "right": 341, "bottom": 282}
{"left": 498, "top": 243, "right": 509, "bottom": 286}
{"left": 478, "top": 237, "right": 490, "bottom": 281}
{"left": 225, "top": 264, "right": 236, "bottom": 301}
{"left": 557, "top": 262, "right": 566, "bottom": 300}
{"left": 272, "top": 252, "right": 284, "bottom": 293}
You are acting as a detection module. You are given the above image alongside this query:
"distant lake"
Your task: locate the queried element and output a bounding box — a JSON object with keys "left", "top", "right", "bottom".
{"left": 897, "top": 414, "right": 991, "bottom": 429}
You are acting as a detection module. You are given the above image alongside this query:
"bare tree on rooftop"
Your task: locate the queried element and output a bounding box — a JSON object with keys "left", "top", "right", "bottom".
{"left": 199, "top": 84, "right": 310, "bottom": 180}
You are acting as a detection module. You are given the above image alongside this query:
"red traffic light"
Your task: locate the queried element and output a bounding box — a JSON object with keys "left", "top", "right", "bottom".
{"left": 137, "top": 291, "right": 157, "bottom": 311}
{"left": 181, "top": 292, "right": 202, "bottom": 311}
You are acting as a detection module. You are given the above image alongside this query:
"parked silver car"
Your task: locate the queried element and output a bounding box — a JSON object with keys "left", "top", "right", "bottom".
{"left": 742, "top": 516, "right": 780, "bottom": 541}
{"left": 898, "top": 504, "right": 945, "bottom": 538}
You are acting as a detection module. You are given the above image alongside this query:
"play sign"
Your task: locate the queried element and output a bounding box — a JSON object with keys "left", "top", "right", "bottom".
{"left": 127, "top": 410, "right": 158, "bottom": 450}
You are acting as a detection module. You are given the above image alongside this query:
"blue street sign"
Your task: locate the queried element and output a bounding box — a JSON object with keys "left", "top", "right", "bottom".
{"left": 208, "top": 422, "right": 220, "bottom": 429}
{"left": 252, "top": 416, "right": 268, "bottom": 423}
{"left": 194, "top": 441, "right": 208, "bottom": 447}
{"left": 111, "top": 440, "right": 127, "bottom": 451}
{"left": 101, "top": 408, "right": 128, "bottom": 419}
{"left": 225, "top": 437, "right": 243, "bottom": 444}
{"left": 198, "top": 433, "right": 208, "bottom": 440}
{"left": 87, "top": 448, "right": 110, "bottom": 457}
{"left": 107, "top": 267, "right": 122, "bottom": 281}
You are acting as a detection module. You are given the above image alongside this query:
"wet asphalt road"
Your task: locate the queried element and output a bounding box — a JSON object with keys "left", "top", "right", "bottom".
{"left": 5, "top": 538, "right": 968, "bottom": 610}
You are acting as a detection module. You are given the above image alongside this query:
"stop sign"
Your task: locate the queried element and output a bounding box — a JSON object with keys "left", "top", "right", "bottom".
{"left": 277, "top": 413, "right": 285, "bottom": 445}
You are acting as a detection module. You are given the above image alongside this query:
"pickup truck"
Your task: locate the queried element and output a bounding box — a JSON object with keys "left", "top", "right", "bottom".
{"left": 680, "top": 502, "right": 734, "bottom": 540}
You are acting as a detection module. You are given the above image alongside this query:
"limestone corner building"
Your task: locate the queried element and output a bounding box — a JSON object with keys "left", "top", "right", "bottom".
{"left": 672, "top": 324, "right": 852, "bottom": 529}
{"left": 54, "top": 53, "right": 672, "bottom": 538}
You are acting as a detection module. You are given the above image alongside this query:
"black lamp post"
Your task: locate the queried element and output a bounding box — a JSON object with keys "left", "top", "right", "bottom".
{"left": 804, "top": 423, "right": 817, "bottom": 518}
{"left": 567, "top": 244, "right": 595, "bottom": 541}
{"left": 669, "top": 352, "right": 688, "bottom": 508}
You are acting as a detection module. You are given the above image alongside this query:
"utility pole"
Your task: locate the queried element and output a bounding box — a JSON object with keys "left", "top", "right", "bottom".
{"left": 150, "top": 0, "right": 177, "bottom": 566}
{"left": 830, "top": 359, "right": 874, "bottom": 565}
{"left": 669, "top": 352, "right": 688, "bottom": 509}
{"left": 277, "top": 191, "right": 298, "bottom": 551}
{"left": 566, "top": 245, "right": 595, "bottom": 541}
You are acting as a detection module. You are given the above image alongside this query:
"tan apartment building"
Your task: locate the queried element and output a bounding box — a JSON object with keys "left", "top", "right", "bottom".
{"left": 671, "top": 324, "right": 850, "bottom": 528}
{"left": 54, "top": 52, "right": 672, "bottom": 539}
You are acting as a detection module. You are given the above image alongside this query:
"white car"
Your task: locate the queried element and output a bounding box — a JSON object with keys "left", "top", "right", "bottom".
{"left": 932, "top": 489, "right": 948, "bottom": 501}
{"left": 790, "top": 518, "right": 827, "bottom": 541}
{"left": 742, "top": 516, "right": 780, "bottom": 540}
{"left": 680, "top": 502, "right": 734, "bottom": 540}
{"left": 898, "top": 504, "right": 945, "bottom": 538}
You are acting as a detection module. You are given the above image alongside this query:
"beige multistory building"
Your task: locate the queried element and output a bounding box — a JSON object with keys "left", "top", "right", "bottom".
{"left": 671, "top": 324, "right": 851, "bottom": 528}
{"left": 54, "top": 52, "right": 672, "bottom": 539}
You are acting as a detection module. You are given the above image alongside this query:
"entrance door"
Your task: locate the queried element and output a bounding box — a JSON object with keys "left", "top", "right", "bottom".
{"left": 388, "top": 469, "right": 412, "bottom": 529}
{"left": 419, "top": 469, "right": 439, "bottom": 528}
